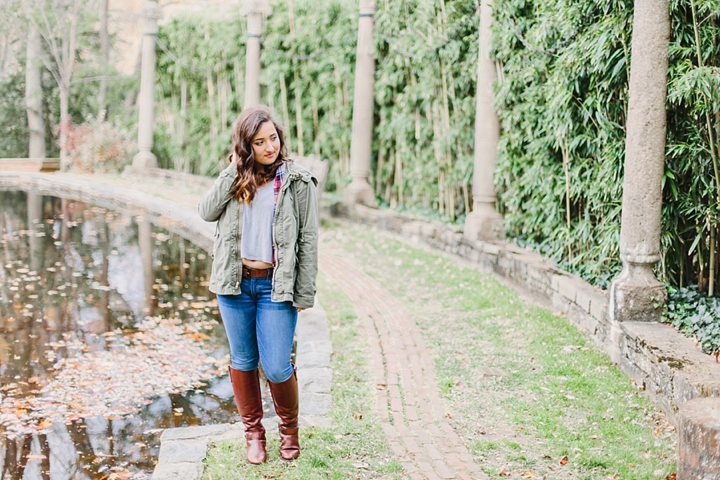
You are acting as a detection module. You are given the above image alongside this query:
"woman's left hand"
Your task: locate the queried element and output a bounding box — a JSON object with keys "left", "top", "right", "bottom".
{"left": 297, "top": 307, "right": 306, "bottom": 312}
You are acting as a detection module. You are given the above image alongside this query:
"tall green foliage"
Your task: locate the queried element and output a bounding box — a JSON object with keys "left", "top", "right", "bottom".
{"left": 154, "top": 0, "right": 720, "bottom": 293}
{"left": 494, "top": 0, "right": 720, "bottom": 289}
{"left": 153, "top": 1, "right": 357, "bottom": 180}
{"left": 154, "top": 0, "right": 478, "bottom": 212}
{"left": 493, "top": 0, "right": 631, "bottom": 287}
{"left": 373, "top": 0, "right": 479, "bottom": 219}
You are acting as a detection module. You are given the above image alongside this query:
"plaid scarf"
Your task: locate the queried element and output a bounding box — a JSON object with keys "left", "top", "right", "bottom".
{"left": 271, "top": 162, "right": 285, "bottom": 266}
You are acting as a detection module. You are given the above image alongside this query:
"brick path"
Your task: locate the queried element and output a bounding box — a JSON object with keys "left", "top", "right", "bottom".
{"left": 320, "top": 250, "right": 488, "bottom": 480}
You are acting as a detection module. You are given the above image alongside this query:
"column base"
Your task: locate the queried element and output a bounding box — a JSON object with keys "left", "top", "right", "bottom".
{"left": 464, "top": 204, "right": 505, "bottom": 242}
{"left": 132, "top": 150, "right": 158, "bottom": 169}
{"left": 608, "top": 261, "right": 667, "bottom": 322}
{"left": 343, "top": 180, "right": 376, "bottom": 207}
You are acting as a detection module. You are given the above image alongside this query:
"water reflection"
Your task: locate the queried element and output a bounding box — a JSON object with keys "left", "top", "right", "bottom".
{"left": 0, "top": 190, "right": 242, "bottom": 479}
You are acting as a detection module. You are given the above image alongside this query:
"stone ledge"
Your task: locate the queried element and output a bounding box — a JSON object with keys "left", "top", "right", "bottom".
{"left": 0, "top": 158, "right": 60, "bottom": 172}
{"left": 334, "top": 202, "right": 720, "bottom": 424}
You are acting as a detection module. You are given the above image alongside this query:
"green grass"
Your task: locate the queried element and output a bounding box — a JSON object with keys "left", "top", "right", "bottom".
{"left": 321, "top": 222, "right": 676, "bottom": 480}
{"left": 202, "top": 270, "right": 402, "bottom": 479}
{"left": 203, "top": 221, "right": 676, "bottom": 479}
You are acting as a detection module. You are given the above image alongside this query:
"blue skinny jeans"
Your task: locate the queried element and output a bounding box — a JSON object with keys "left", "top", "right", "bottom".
{"left": 216, "top": 277, "right": 298, "bottom": 383}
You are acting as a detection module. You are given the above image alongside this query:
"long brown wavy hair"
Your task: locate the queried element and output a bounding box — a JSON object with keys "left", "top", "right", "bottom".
{"left": 231, "top": 106, "right": 288, "bottom": 204}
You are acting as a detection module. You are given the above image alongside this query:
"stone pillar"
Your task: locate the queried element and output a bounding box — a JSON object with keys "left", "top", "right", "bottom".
{"left": 677, "top": 397, "right": 720, "bottom": 477}
{"left": 26, "top": 27, "right": 46, "bottom": 158}
{"left": 464, "top": 0, "right": 504, "bottom": 242}
{"left": 27, "top": 192, "right": 44, "bottom": 272}
{"left": 344, "top": 0, "right": 376, "bottom": 206}
{"left": 132, "top": 1, "right": 163, "bottom": 169}
{"left": 608, "top": 0, "right": 670, "bottom": 323}
{"left": 241, "top": 0, "right": 271, "bottom": 109}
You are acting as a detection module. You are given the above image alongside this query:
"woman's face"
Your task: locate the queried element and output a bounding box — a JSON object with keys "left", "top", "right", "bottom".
{"left": 251, "top": 121, "right": 280, "bottom": 168}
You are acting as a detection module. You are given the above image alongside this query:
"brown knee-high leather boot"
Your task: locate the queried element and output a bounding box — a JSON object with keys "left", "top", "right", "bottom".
{"left": 228, "top": 367, "right": 267, "bottom": 464}
{"left": 268, "top": 368, "right": 300, "bottom": 460}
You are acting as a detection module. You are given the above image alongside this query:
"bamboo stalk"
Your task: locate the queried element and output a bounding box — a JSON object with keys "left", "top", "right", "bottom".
{"left": 376, "top": 109, "right": 386, "bottom": 195}
{"left": 710, "top": 226, "right": 716, "bottom": 296}
{"left": 178, "top": 79, "right": 188, "bottom": 172}
{"left": 234, "top": 58, "right": 244, "bottom": 105}
{"left": 562, "top": 144, "right": 571, "bottom": 229}
{"left": 219, "top": 72, "right": 227, "bottom": 135}
{"left": 294, "top": 68, "right": 305, "bottom": 157}
{"left": 449, "top": 184, "right": 456, "bottom": 220}
{"left": 279, "top": 71, "right": 292, "bottom": 154}
{"left": 207, "top": 71, "right": 217, "bottom": 141}
{"left": 691, "top": 0, "right": 720, "bottom": 294}
{"left": 311, "top": 89, "right": 320, "bottom": 157}
{"left": 438, "top": 171, "right": 445, "bottom": 215}
{"left": 386, "top": 147, "right": 394, "bottom": 204}
{"left": 395, "top": 148, "right": 403, "bottom": 206}
{"left": 462, "top": 182, "right": 471, "bottom": 216}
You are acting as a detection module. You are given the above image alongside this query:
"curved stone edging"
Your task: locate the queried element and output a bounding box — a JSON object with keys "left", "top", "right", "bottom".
{"left": 332, "top": 202, "right": 720, "bottom": 425}
{"left": 0, "top": 171, "right": 333, "bottom": 480}
{"left": 0, "top": 171, "right": 215, "bottom": 252}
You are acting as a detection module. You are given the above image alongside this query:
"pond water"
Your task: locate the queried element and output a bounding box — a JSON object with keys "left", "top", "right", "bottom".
{"left": 0, "top": 190, "right": 247, "bottom": 479}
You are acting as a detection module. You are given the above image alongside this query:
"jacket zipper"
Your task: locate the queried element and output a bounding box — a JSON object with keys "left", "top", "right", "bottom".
{"left": 271, "top": 173, "right": 297, "bottom": 288}
{"left": 235, "top": 201, "right": 241, "bottom": 289}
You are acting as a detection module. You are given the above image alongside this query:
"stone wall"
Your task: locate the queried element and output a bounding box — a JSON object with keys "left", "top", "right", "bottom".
{"left": 332, "top": 203, "right": 720, "bottom": 425}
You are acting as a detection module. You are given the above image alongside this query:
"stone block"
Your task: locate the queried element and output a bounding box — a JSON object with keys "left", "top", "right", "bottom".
{"left": 482, "top": 243, "right": 501, "bottom": 256}
{"left": 157, "top": 439, "right": 208, "bottom": 464}
{"left": 678, "top": 397, "right": 720, "bottom": 478}
{"left": 297, "top": 339, "right": 332, "bottom": 354}
{"left": 551, "top": 292, "right": 571, "bottom": 315}
{"left": 299, "top": 392, "right": 332, "bottom": 415}
{"left": 556, "top": 275, "right": 578, "bottom": 303}
{"left": 419, "top": 223, "right": 436, "bottom": 238}
{"left": 575, "top": 288, "right": 593, "bottom": 313}
{"left": 300, "top": 414, "right": 332, "bottom": 429}
{"left": 152, "top": 462, "right": 204, "bottom": 480}
{"left": 497, "top": 256, "right": 513, "bottom": 273}
{"left": 590, "top": 292, "right": 608, "bottom": 322}
{"left": 298, "top": 367, "right": 332, "bottom": 393}
{"left": 160, "top": 424, "right": 230, "bottom": 442}
{"left": 512, "top": 258, "right": 527, "bottom": 279}
{"left": 296, "top": 351, "right": 331, "bottom": 369}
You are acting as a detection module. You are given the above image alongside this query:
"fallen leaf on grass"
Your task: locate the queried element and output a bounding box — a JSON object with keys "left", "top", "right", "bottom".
{"left": 559, "top": 456, "right": 568, "bottom": 465}
{"left": 666, "top": 474, "right": 676, "bottom": 480}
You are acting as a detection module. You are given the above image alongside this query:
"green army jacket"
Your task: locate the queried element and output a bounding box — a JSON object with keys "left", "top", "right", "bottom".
{"left": 198, "top": 160, "right": 319, "bottom": 309}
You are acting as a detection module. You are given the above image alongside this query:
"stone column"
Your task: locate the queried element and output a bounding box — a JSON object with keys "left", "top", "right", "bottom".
{"left": 27, "top": 192, "right": 44, "bottom": 272}
{"left": 132, "top": 1, "right": 163, "bottom": 169}
{"left": 344, "top": 0, "right": 376, "bottom": 206}
{"left": 241, "top": 0, "right": 271, "bottom": 109}
{"left": 26, "top": 27, "right": 46, "bottom": 158}
{"left": 464, "top": 0, "right": 504, "bottom": 242}
{"left": 608, "top": 0, "right": 670, "bottom": 322}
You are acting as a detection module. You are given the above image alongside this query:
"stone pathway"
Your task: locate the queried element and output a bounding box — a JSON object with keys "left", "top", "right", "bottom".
{"left": 320, "top": 250, "right": 488, "bottom": 480}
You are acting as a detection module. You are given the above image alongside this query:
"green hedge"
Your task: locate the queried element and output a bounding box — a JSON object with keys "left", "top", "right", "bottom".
{"left": 154, "top": 0, "right": 720, "bottom": 293}
{"left": 494, "top": 0, "right": 720, "bottom": 289}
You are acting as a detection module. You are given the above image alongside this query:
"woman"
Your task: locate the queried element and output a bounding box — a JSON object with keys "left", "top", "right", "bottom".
{"left": 198, "top": 106, "right": 318, "bottom": 464}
